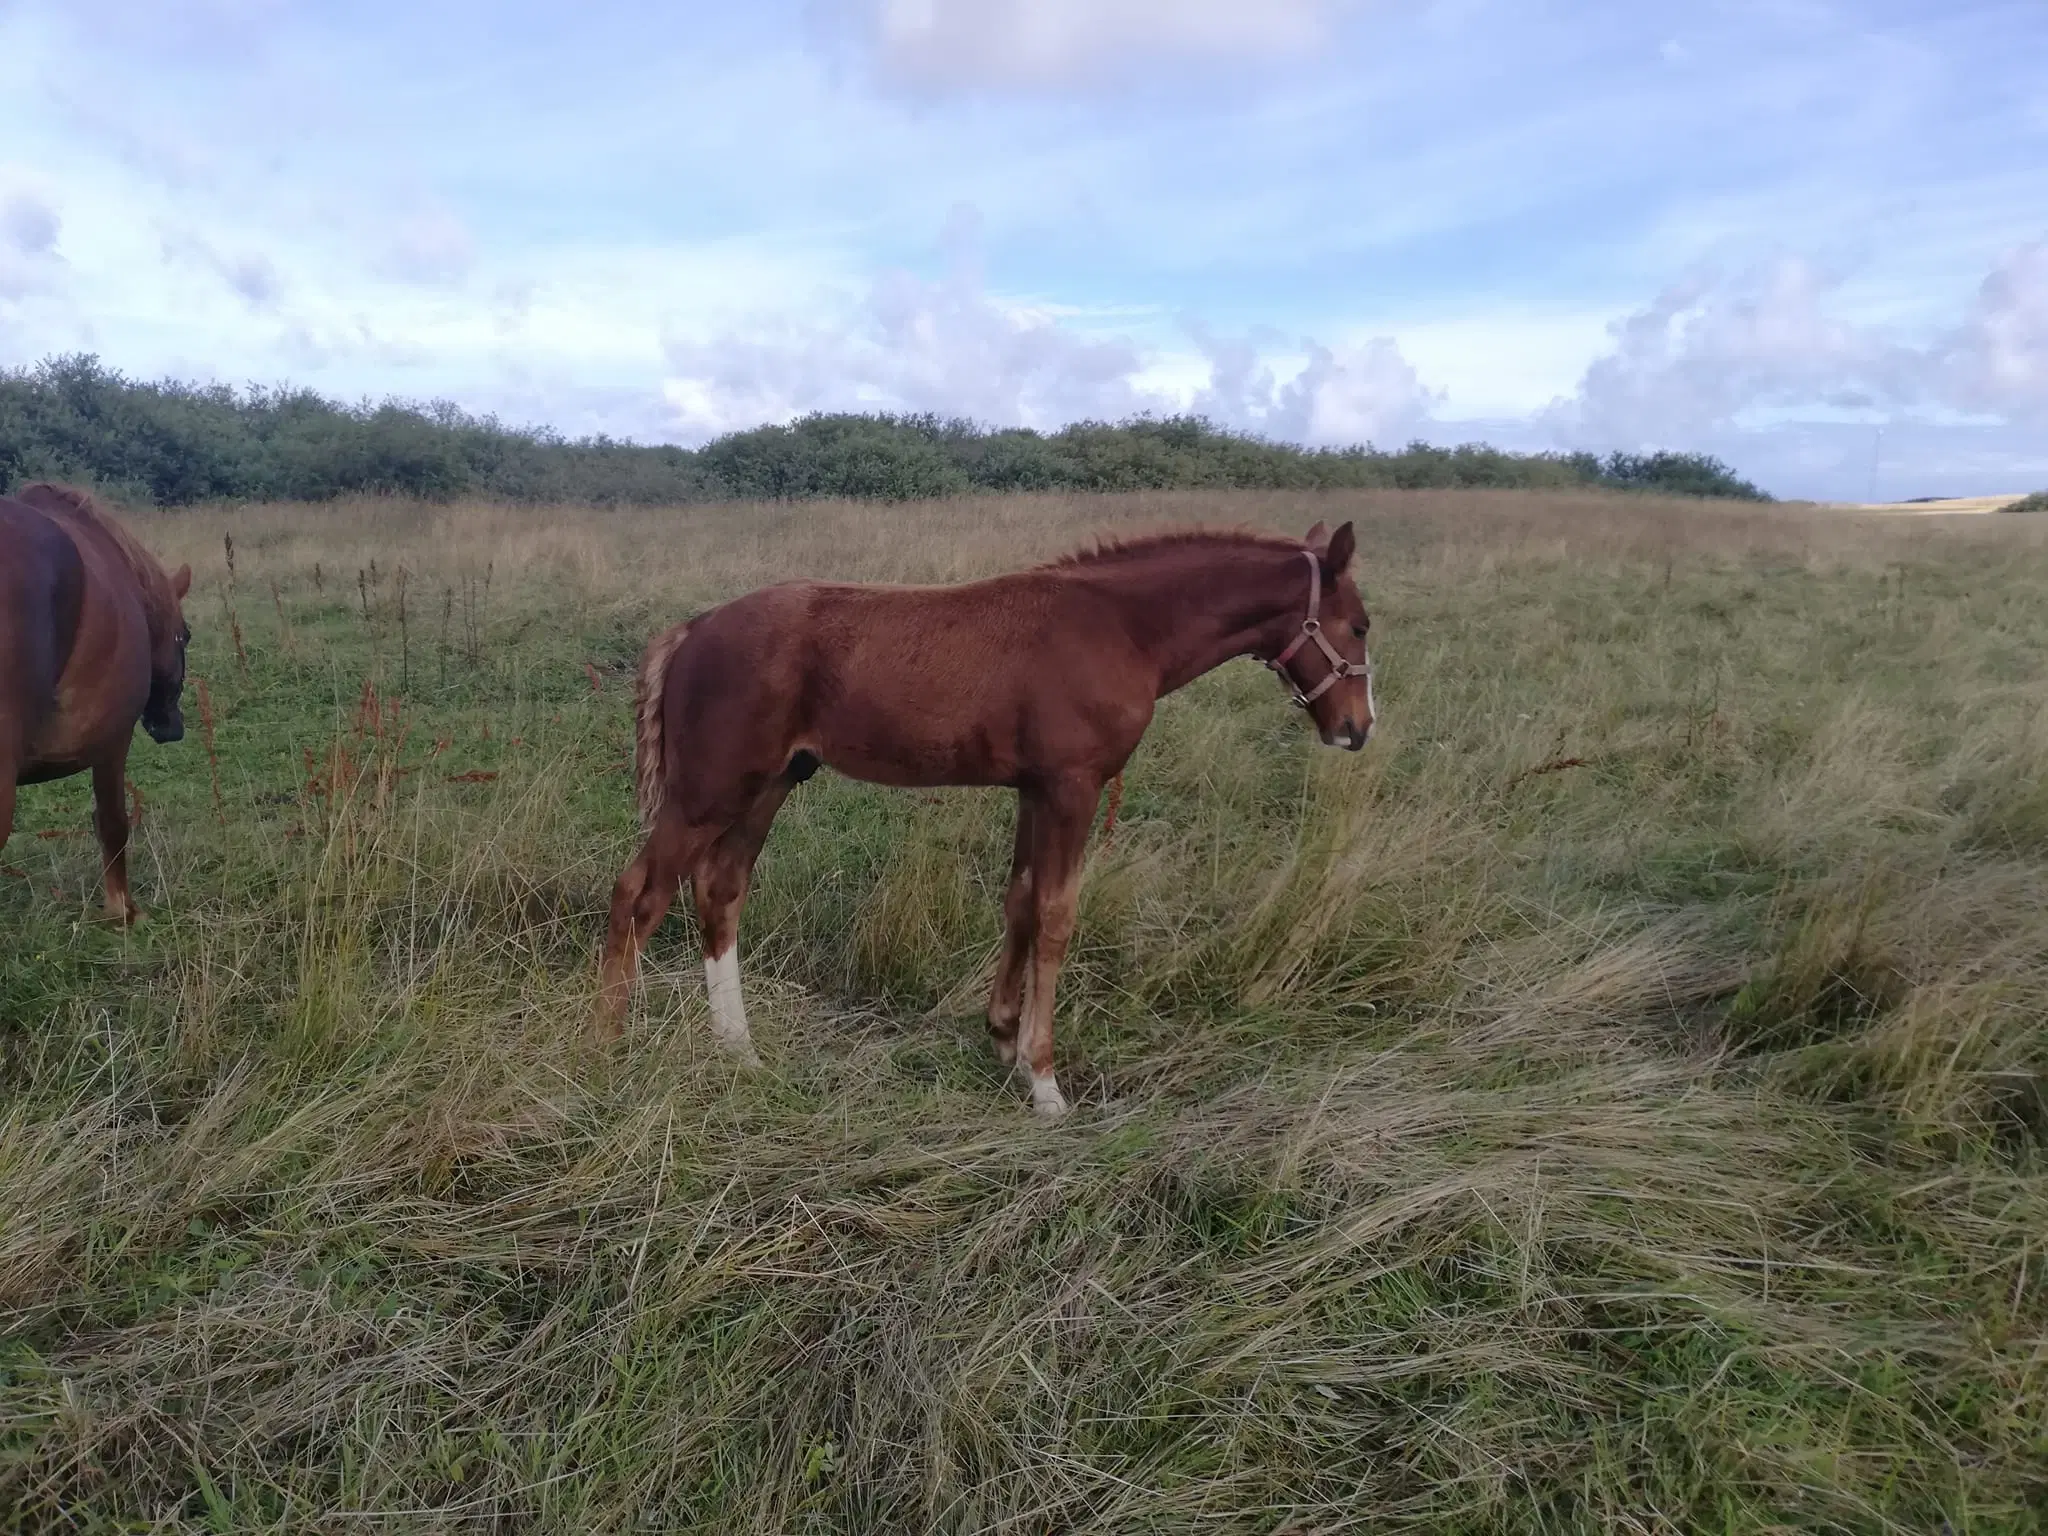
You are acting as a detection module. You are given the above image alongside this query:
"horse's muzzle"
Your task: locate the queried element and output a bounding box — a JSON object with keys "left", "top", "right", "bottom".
{"left": 143, "top": 712, "right": 185, "bottom": 745}
{"left": 1323, "top": 718, "right": 1372, "bottom": 751}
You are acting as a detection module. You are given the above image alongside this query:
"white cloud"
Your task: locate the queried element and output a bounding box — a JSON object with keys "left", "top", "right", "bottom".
{"left": 1528, "top": 238, "right": 2048, "bottom": 498}
{"left": 840, "top": 0, "right": 1349, "bottom": 90}
{"left": 1545, "top": 256, "right": 1932, "bottom": 448}
{"left": 1185, "top": 324, "right": 1437, "bottom": 445}
{"left": 658, "top": 217, "right": 1439, "bottom": 446}
{"left": 1940, "top": 240, "right": 2048, "bottom": 426}
{"left": 661, "top": 250, "right": 1153, "bottom": 438}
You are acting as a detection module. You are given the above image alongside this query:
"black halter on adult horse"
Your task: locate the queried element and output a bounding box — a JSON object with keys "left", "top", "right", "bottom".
{"left": 0, "top": 483, "right": 192, "bottom": 922}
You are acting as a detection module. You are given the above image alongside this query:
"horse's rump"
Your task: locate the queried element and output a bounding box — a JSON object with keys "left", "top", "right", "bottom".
{"left": 12, "top": 483, "right": 181, "bottom": 641}
{"left": 0, "top": 499, "right": 90, "bottom": 745}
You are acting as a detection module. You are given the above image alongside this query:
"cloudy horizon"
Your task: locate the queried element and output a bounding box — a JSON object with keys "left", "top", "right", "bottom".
{"left": 2, "top": 0, "right": 2043, "bottom": 501}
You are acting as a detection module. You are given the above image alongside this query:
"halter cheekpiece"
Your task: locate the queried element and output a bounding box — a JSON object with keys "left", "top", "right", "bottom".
{"left": 1265, "top": 548, "right": 1368, "bottom": 709}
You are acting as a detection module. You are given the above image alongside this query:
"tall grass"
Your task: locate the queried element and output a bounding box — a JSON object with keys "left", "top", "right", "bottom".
{"left": 1, "top": 488, "right": 2043, "bottom": 1531}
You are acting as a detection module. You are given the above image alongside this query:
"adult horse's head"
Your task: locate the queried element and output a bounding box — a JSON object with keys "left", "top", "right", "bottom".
{"left": 140, "top": 562, "right": 194, "bottom": 744}
{"left": 1269, "top": 520, "right": 1374, "bottom": 751}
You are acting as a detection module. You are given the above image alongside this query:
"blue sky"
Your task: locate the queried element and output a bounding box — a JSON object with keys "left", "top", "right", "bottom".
{"left": 1, "top": 0, "right": 2043, "bottom": 499}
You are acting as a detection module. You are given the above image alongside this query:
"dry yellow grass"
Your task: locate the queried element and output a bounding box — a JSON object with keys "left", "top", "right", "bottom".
{"left": 1829, "top": 493, "right": 2035, "bottom": 515}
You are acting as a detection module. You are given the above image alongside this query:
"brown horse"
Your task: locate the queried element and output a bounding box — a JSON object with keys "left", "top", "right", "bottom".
{"left": 0, "top": 484, "right": 192, "bottom": 922}
{"left": 597, "top": 519, "right": 1374, "bottom": 1116}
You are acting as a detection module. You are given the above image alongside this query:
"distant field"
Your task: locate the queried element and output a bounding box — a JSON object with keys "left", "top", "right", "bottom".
{"left": 3, "top": 487, "right": 2044, "bottom": 1532}
{"left": 1835, "top": 493, "right": 2035, "bottom": 515}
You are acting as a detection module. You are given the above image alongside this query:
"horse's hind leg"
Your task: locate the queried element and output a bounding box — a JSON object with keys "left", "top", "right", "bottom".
{"left": 986, "top": 791, "right": 1039, "bottom": 1066}
{"left": 91, "top": 746, "right": 140, "bottom": 924}
{"left": 595, "top": 806, "right": 718, "bottom": 1039}
{"left": 1015, "top": 776, "right": 1100, "bottom": 1119}
{"left": 691, "top": 776, "right": 794, "bottom": 1067}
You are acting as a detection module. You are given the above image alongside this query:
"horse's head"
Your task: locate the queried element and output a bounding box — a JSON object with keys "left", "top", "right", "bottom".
{"left": 1282, "top": 520, "right": 1374, "bottom": 752}
{"left": 142, "top": 564, "right": 194, "bottom": 744}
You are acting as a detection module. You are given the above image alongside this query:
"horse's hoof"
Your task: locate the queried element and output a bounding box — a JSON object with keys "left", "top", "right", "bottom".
{"left": 1030, "top": 1083, "right": 1071, "bottom": 1119}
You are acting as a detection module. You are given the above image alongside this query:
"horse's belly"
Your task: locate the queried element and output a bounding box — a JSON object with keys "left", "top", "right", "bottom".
{"left": 17, "top": 758, "right": 87, "bottom": 786}
{"left": 813, "top": 704, "right": 1021, "bottom": 789}
{"left": 819, "top": 738, "right": 1016, "bottom": 790}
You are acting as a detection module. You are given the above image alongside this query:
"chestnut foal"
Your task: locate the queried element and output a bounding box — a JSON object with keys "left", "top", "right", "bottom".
{"left": 596, "top": 520, "right": 1374, "bottom": 1116}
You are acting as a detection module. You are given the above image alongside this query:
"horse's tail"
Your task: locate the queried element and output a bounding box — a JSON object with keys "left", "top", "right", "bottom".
{"left": 633, "top": 618, "right": 694, "bottom": 830}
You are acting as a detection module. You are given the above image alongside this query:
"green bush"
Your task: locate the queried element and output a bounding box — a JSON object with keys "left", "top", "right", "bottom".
{"left": 0, "top": 354, "right": 1774, "bottom": 507}
{"left": 2000, "top": 490, "right": 2048, "bottom": 514}
{"left": 1599, "top": 449, "right": 1770, "bottom": 500}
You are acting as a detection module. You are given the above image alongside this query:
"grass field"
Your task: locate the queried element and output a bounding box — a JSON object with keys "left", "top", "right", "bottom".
{"left": 2, "top": 487, "right": 2045, "bottom": 1533}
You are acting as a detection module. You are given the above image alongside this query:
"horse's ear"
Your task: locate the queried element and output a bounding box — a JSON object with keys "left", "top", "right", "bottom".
{"left": 1323, "top": 522, "right": 1356, "bottom": 576}
{"left": 172, "top": 564, "right": 192, "bottom": 600}
{"left": 1303, "top": 520, "right": 1329, "bottom": 550}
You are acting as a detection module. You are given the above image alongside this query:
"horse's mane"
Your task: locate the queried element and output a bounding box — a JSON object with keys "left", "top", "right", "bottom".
{"left": 1041, "top": 526, "right": 1303, "bottom": 571}
{"left": 17, "top": 483, "right": 181, "bottom": 639}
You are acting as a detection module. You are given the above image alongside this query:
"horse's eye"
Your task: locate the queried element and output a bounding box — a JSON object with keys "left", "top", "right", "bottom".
{"left": 1351, "top": 624, "right": 1367, "bottom": 639}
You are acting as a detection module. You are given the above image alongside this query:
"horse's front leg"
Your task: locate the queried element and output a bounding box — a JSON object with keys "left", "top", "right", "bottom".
{"left": 90, "top": 747, "right": 140, "bottom": 924}
{"left": 690, "top": 775, "right": 795, "bottom": 1067}
{"left": 1015, "top": 776, "right": 1100, "bottom": 1119}
{"left": 0, "top": 744, "right": 17, "bottom": 865}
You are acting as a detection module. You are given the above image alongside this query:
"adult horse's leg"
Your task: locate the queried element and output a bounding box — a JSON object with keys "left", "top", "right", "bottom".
{"left": 986, "top": 790, "right": 1039, "bottom": 1066}
{"left": 1015, "top": 775, "right": 1101, "bottom": 1119}
{"left": 91, "top": 742, "right": 140, "bottom": 924}
{"left": 595, "top": 805, "right": 719, "bottom": 1039}
{"left": 0, "top": 720, "right": 21, "bottom": 863}
{"left": 690, "top": 776, "right": 795, "bottom": 1067}
{"left": 0, "top": 758, "right": 15, "bottom": 870}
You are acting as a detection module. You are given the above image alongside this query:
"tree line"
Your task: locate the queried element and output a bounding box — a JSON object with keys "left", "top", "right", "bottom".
{"left": 1, "top": 354, "right": 1771, "bottom": 507}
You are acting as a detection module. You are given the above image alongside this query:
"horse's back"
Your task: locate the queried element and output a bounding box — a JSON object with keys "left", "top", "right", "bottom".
{"left": 0, "top": 497, "right": 89, "bottom": 756}
{"left": 672, "top": 571, "right": 1149, "bottom": 789}
{"left": 712, "top": 572, "right": 1106, "bottom": 704}
{"left": 753, "top": 570, "right": 1081, "bottom": 656}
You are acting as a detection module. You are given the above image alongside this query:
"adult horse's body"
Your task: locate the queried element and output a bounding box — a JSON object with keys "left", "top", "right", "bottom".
{"left": 597, "top": 521, "right": 1374, "bottom": 1115}
{"left": 0, "top": 484, "right": 192, "bottom": 921}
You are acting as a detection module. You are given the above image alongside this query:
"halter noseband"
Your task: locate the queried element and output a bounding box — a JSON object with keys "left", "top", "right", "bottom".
{"left": 1265, "top": 549, "right": 1368, "bottom": 709}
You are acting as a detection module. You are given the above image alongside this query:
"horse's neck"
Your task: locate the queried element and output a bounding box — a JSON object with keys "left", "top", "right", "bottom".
{"left": 1096, "top": 545, "right": 1299, "bottom": 698}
